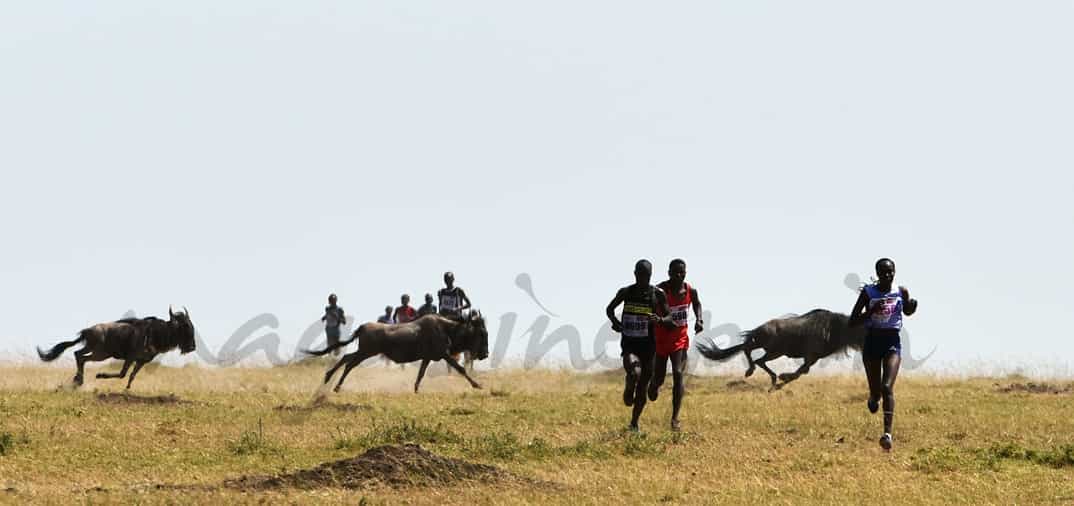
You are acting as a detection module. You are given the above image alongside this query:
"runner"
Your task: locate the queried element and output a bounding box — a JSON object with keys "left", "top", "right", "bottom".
{"left": 417, "top": 293, "right": 437, "bottom": 318}
{"left": 393, "top": 294, "right": 417, "bottom": 324}
{"left": 376, "top": 305, "right": 394, "bottom": 324}
{"left": 438, "top": 272, "right": 472, "bottom": 319}
{"left": 321, "top": 294, "right": 346, "bottom": 356}
{"left": 648, "top": 259, "right": 703, "bottom": 431}
{"left": 438, "top": 272, "right": 476, "bottom": 368}
{"left": 606, "top": 259, "right": 672, "bottom": 432}
{"left": 848, "top": 258, "right": 919, "bottom": 451}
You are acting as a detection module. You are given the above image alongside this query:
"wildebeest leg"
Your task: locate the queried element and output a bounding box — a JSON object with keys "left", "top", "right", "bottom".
{"left": 334, "top": 350, "right": 376, "bottom": 393}
{"left": 73, "top": 348, "right": 91, "bottom": 385}
{"left": 446, "top": 353, "right": 461, "bottom": 375}
{"left": 96, "top": 360, "right": 133, "bottom": 380}
{"left": 778, "top": 355, "right": 818, "bottom": 385}
{"left": 443, "top": 355, "right": 481, "bottom": 389}
{"left": 753, "top": 352, "right": 781, "bottom": 389}
{"left": 126, "top": 361, "right": 148, "bottom": 389}
{"left": 414, "top": 360, "right": 431, "bottom": 393}
{"left": 96, "top": 360, "right": 132, "bottom": 380}
{"left": 743, "top": 343, "right": 758, "bottom": 377}
{"left": 73, "top": 347, "right": 109, "bottom": 386}
{"left": 322, "top": 354, "right": 349, "bottom": 386}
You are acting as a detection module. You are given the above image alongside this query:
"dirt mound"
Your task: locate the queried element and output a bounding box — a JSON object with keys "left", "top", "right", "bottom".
{"left": 96, "top": 392, "right": 186, "bottom": 405}
{"left": 995, "top": 382, "right": 1072, "bottom": 395}
{"left": 225, "top": 444, "right": 509, "bottom": 490}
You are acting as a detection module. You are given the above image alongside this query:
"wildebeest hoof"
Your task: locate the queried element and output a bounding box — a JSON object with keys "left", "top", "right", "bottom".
{"left": 744, "top": 369, "right": 754, "bottom": 378}
{"left": 778, "top": 373, "right": 797, "bottom": 382}
{"left": 95, "top": 373, "right": 107, "bottom": 379}
{"left": 472, "top": 383, "right": 483, "bottom": 389}
{"left": 333, "top": 386, "right": 342, "bottom": 393}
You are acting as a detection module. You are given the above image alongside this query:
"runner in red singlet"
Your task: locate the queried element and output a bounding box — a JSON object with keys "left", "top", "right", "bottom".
{"left": 648, "top": 258, "right": 703, "bottom": 431}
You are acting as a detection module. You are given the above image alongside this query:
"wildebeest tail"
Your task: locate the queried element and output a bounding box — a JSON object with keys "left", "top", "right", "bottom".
{"left": 695, "top": 336, "right": 747, "bottom": 362}
{"left": 37, "top": 333, "right": 87, "bottom": 362}
{"left": 302, "top": 334, "right": 357, "bottom": 356}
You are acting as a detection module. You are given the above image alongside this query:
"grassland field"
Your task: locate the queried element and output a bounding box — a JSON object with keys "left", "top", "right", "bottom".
{"left": 1, "top": 359, "right": 1073, "bottom": 505}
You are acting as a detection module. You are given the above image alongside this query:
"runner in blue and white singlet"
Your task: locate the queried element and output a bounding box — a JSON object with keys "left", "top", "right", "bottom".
{"left": 849, "top": 258, "right": 920, "bottom": 452}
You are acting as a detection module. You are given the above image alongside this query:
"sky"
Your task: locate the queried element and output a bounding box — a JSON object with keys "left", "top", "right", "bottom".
{"left": 1, "top": 2, "right": 1072, "bottom": 375}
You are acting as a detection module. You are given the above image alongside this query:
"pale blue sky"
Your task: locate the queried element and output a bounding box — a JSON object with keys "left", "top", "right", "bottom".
{"left": 2, "top": 2, "right": 1072, "bottom": 373}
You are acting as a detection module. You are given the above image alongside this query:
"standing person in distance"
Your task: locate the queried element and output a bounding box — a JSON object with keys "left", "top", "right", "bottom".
{"left": 321, "top": 294, "right": 346, "bottom": 356}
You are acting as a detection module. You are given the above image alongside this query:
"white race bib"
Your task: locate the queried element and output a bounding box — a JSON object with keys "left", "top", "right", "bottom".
{"left": 870, "top": 297, "right": 899, "bottom": 323}
{"left": 441, "top": 295, "right": 459, "bottom": 311}
{"left": 670, "top": 304, "right": 690, "bottom": 328}
{"left": 622, "top": 314, "right": 649, "bottom": 338}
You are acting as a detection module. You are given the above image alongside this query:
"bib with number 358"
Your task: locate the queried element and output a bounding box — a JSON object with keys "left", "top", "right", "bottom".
{"left": 669, "top": 304, "right": 690, "bottom": 328}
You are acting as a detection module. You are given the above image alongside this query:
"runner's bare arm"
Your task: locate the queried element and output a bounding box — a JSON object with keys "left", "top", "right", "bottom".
{"left": 690, "top": 287, "right": 704, "bottom": 334}
{"left": 606, "top": 288, "right": 626, "bottom": 332}
{"left": 900, "top": 286, "right": 918, "bottom": 315}
{"left": 653, "top": 288, "right": 675, "bottom": 328}
{"left": 458, "top": 288, "right": 472, "bottom": 311}
{"left": 848, "top": 289, "right": 872, "bottom": 327}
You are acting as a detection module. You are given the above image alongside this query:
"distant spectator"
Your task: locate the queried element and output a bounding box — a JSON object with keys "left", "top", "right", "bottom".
{"left": 321, "top": 294, "right": 346, "bottom": 354}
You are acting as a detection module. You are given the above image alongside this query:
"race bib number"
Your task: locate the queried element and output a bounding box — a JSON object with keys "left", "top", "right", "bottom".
{"left": 441, "top": 295, "right": 459, "bottom": 311}
{"left": 622, "top": 314, "right": 649, "bottom": 338}
{"left": 870, "top": 297, "right": 899, "bottom": 322}
{"left": 670, "top": 304, "right": 690, "bottom": 327}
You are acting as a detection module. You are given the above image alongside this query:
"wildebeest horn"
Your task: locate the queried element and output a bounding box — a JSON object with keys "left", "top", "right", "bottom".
{"left": 183, "top": 306, "right": 189, "bottom": 317}
{"left": 169, "top": 305, "right": 175, "bottom": 318}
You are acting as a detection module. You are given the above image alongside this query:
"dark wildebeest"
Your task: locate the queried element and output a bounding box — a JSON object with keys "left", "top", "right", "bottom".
{"left": 303, "top": 312, "right": 489, "bottom": 393}
{"left": 37, "top": 307, "right": 196, "bottom": 389}
{"left": 696, "top": 309, "right": 865, "bottom": 390}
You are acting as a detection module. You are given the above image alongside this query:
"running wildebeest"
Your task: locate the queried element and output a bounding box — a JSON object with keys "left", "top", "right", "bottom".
{"left": 37, "top": 307, "right": 196, "bottom": 389}
{"left": 696, "top": 309, "right": 864, "bottom": 390}
{"left": 303, "top": 312, "right": 489, "bottom": 393}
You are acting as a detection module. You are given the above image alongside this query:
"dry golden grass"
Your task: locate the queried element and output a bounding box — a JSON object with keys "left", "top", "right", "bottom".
{"left": 1, "top": 360, "right": 1074, "bottom": 505}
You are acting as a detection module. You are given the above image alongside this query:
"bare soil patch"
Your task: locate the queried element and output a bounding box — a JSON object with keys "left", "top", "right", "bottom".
{"left": 224, "top": 444, "right": 514, "bottom": 490}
